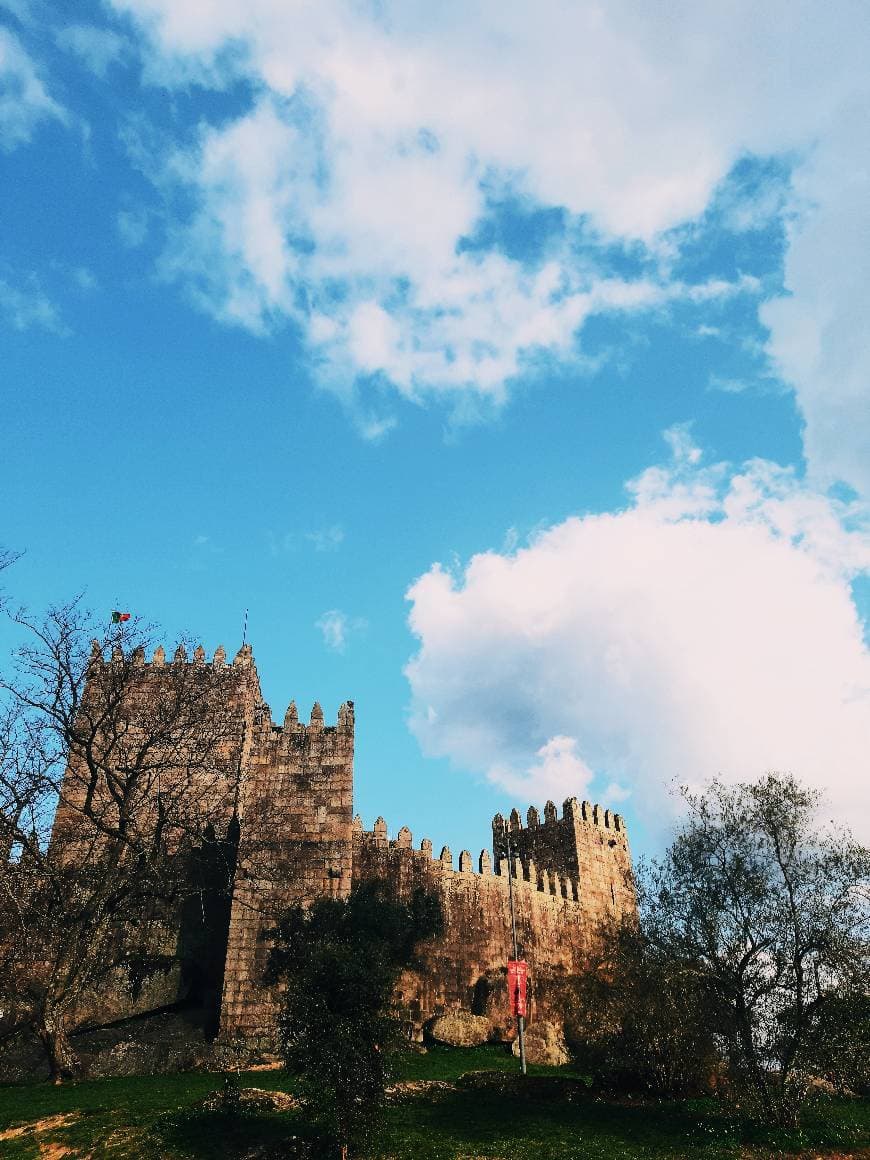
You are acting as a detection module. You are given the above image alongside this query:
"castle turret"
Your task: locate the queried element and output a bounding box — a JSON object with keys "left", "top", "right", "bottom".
{"left": 492, "top": 794, "right": 633, "bottom": 923}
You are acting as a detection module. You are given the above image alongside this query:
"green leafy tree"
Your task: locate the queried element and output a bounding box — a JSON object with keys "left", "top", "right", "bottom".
{"left": 266, "top": 880, "right": 442, "bottom": 1158}
{"left": 637, "top": 774, "right": 870, "bottom": 1126}
{"left": 800, "top": 990, "right": 870, "bottom": 1096}
{"left": 567, "top": 919, "right": 719, "bottom": 1097}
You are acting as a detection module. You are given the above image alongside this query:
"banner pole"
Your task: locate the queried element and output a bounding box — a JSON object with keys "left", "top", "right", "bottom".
{"left": 506, "top": 831, "right": 527, "bottom": 1075}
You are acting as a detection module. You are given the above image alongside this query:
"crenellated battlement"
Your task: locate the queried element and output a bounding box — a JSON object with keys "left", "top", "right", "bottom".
{"left": 86, "top": 642, "right": 355, "bottom": 744}
{"left": 253, "top": 699, "right": 355, "bottom": 749}
{"left": 352, "top": 815, "right": 584, "bottom": 904}
{"left": 490, "top": 790, "right": 634, "bottom": 929}
{"left": 89, "top": 640, "right": 258, "bottom": 670}
{"left": 493, "top": 796, "right": 625, "bottom": 836}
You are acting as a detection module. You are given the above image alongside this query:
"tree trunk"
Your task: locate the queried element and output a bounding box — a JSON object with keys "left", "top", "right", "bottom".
{"left": 35, "top": 1007, "right": 77, "bottom": 1084}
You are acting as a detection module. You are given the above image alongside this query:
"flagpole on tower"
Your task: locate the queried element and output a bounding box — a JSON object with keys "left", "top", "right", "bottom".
{"left": 233, "top": 607, "right": 250, "bottom": 824}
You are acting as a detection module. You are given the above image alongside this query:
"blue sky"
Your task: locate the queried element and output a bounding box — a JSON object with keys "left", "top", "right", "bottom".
{"left": 2, "top": 0, "right": 869, "bottom": 861}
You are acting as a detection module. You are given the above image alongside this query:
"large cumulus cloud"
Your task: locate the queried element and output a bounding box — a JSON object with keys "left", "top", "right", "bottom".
{"left": 405, "top": 429, "right": 870, "bottom": 838}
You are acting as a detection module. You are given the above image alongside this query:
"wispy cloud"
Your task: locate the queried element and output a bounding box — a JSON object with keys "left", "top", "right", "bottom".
{"left": 0, "top": 0, "right": 34, "bottom": 21}
{"left": 315, "top": 609, "right": 367, "bottom": 653}
{"left": 72, "top": 266, "right": 97, "bottom": 291}
{"left": 0, "top": 273, "right": 67, "bottom": 334}
{"left": 55, "top": 24, "right": 127, "bottom": 77}
{"left": 188, "top": 533, "right": 223, "bottom": 571}
{"left": 305, "top": 525, "right": 345, "bottom": 552}
{"left": 117, "top": 207, "right": 150, "bottom": 248}
{"left": 48, "top": 260, "right": 99, "bottom": 292}
{"left": 708, "top": 374, "right": 751, "bottom": 394}
{"left": 0, "top": 27, "right": 67, "bottom": 151}
{"left": 266, "top": 525, "right": 346, "bottom": 556}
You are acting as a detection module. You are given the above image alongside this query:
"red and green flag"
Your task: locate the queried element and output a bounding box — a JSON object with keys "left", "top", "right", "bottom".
{"left": 111, "top": 611, "right": 131, "bottom": 623}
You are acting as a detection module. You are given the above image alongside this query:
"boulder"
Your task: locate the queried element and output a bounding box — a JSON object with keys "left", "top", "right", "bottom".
{"left": 428, "top": 1010, "right": 493, "bottom": 1047}
{"left": 512, "top": 1021, "right": 571, "bottom": 1067}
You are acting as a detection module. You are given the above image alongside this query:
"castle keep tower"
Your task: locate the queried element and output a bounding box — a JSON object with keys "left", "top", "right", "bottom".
{"left": 55, "top": 642, "right": 354, "bottom": 1044}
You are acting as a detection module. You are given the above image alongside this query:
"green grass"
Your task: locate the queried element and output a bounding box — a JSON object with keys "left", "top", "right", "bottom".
{"left": 0, "top": 1047, "right": 868, "bottom": 1159}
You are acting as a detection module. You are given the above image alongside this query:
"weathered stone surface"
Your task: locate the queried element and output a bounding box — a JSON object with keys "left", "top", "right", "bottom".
{"left": 512, "top": 1021, "right": 571, "bottom": 1066}
{"left": 85, "top": 1037, "right": 207, "bottom": 1078}
{"left": 240, "top": 1143, "right": 315, "bottom": 1160}
{"left": 50, "top": 642, "right": 636, "bottom": 1056}
{"left": 427, "top": 1011, "right": 493, "bottom": 1046}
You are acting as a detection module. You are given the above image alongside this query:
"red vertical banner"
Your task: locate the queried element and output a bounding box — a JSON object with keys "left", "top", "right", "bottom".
{"left": 507, "top": 959, "right": 528, "bottom": 1017}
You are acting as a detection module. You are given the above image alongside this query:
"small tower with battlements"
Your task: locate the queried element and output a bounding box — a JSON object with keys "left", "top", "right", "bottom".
{"left": 492, "top": 796, "right": 634, "bottom": 923}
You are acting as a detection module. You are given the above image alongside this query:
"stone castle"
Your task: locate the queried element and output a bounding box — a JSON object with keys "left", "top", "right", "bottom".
{"left": 61, "top": 642, "right": 635, "bottom": 1046}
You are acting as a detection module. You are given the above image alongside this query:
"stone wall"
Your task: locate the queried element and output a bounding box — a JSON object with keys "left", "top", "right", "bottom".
{"left": 52, "top": 642, "right": 254, "bottom": 853}
{"left": 352, "top": 802, "right": 634, "bottom": 1040}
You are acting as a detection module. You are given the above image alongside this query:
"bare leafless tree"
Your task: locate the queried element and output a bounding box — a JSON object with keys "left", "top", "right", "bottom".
{"left": 0, "top": 600, "right": 244, "bottom": 1080}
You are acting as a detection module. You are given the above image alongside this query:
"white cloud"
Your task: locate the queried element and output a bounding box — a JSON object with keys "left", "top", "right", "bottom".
{"left": 72, "top": 266, "right": 97, "bottom": 291}
{"left": 315, "top": 609, "right": 367, "bottom": 652}
{"left": 189, "top": 533, "right": 223, "bottom": 567}
{"left": 109, "top": 0, "right": 870, "bottom": 491}
{"left": 156, "top": 97, "right": 315, "bottom": 333}
{"left": 49, "top": 260, "right": 99, "bottom": 292}
{"left": 55, "top": 24, "right": 127, "bottom": 77}
{"left": 306, "top": 525, "right": 345, "bottom": 552}
{"left": 708, "top": 374, "right": 749, "bottom": 395}
{"left": 492, "top": 735, "right": 596, "bottom": 802}
{"left": 405, "top": 429, "right": 870, "bottom": 840}
{"left": 265, "top": 524, "right": 345, "bottom": 555}
{"left": 0, "top": 1, "right": 33, "bottom": 20}
{"left": 761, "top": 118, "right": 870, "bottom": 498}
{"left": 0, "top": 26, "right": 67, "bottom": 150}
{"left": 0, "top": 273, "right": 66, "bottom": 333}
{"left": 117, "top": 207, "right": 150, "bottom": 248}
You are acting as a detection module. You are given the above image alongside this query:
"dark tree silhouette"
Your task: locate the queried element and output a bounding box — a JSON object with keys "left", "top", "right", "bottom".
{"left": 266, "top": 880, "right": 442, "bottom": 1159}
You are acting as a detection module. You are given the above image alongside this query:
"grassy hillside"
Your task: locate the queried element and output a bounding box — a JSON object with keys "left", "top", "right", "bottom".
{"left": 0, "top": 1046, "right": 868, "bottom": 1159}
